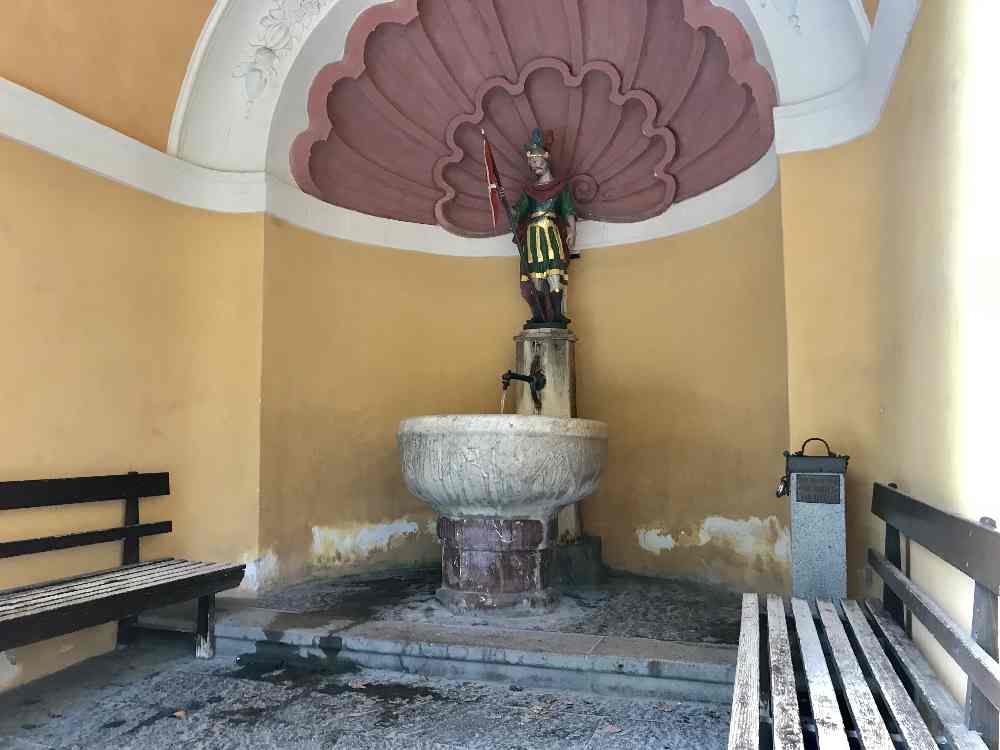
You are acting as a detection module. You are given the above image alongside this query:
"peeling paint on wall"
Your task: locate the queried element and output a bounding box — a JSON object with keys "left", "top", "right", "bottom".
{"left": 0, "top": 651, "right": 20, "bottom": 691}
{"left": 699, "top": 516, "right": 789, "bottom": 563}
{"left": 311, "top": 519, "right": 422, "bottom": 566}
{"left": 240, "top": 549, "right": 281, "bottom": 593}
{"left": 636, "top": 515, "right": 789, "bottom": 563}
{"left": 637, "top": 528, "right": 676, "bottom": 553}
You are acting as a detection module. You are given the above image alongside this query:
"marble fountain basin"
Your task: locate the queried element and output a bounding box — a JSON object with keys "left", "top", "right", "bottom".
{"left": 398, "top": 415, "right": 608, "bottom": 612}
{"left": 398, "top": 415, "right": 608, "bottom": 520}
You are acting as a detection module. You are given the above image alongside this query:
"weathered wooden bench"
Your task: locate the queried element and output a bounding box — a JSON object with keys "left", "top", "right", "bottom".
{"left": 729, "top": 482, "right": 999, "bottom": 749}
{"left": 0, "top": 472, "right": 245, "bottom": 659}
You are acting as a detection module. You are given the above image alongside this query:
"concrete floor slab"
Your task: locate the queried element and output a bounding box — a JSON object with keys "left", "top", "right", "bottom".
{"left": 0, "top": 635, "right": 732, "bottom": 749}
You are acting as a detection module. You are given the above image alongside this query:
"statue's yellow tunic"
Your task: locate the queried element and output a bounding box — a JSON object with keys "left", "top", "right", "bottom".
{"left": 511, "top": 186, "right": 576, "bottom": 284}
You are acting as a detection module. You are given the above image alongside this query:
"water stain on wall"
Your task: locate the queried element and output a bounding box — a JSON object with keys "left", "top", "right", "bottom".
{"left": 240, "top": 550, "right": 281, "bottom": 594}
{"left": 310, "top": 519, "right": 430, "bottom": 566}
{"left": 636, "top": 515, "right": 790, "bottom": 588}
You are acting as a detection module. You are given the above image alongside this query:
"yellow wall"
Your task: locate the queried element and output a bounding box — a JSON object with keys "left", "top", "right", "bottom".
{"left": 0, "top": 136, "right": 264, "bottom": 690}
{"left": 577, "top": 188, "right": 791, "bottom": 591}
{"left": 779, "top": 138, "right": 882, "bottom": 598}
{"left": 260, "top": 190, "right": 790, "bottom": 592}
{"left": 0, "top": 2, "right": 212, "bottom": 149}
{"left": 259, "top": 218, "right": 523, "bottom": 582}
{"left": 781, "top": 0, "right": 997, "bottom": 701}
{"left": 875, "top": 0, "right": 996, "bottom": 700}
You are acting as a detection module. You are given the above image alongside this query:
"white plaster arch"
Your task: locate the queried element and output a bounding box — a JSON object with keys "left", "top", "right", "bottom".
{"left": 0, "top": 0, "right": 920, "bottom": 251}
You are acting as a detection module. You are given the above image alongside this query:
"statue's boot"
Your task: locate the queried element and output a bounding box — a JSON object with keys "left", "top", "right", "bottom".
{"left": 528, "top": 290, "right": 547, "bottom": 324}
{"left": 549, "top": 290, "right": 570, "bottom": 325}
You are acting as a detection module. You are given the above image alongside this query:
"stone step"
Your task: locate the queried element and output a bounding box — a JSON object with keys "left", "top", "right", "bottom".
{"left": 137, "top": 602, "right": 735, "bottom": 703}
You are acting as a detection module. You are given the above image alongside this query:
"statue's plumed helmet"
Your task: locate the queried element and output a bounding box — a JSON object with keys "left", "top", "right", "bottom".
{"left": 524, "top": 128, "right": 553, "bottom": 157}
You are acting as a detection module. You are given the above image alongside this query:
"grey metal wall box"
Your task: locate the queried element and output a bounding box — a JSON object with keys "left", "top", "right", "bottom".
{"left": 779, "top": 439, "right": 849, "bottom": 600}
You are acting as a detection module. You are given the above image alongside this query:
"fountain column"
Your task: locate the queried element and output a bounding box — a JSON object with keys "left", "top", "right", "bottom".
{"left": 512, "top": 327, "right": 582, "bottom": 541}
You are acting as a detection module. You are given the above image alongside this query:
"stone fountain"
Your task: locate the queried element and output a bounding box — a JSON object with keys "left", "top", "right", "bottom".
{"left": 399, "top": 323, "right": 608, "bottom": 612}
{"left": 399, "top": 412, "right": 606, "bottom": 611}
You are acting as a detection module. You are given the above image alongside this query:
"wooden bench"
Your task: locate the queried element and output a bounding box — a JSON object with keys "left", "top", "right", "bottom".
{"left": 729, "top": 482, "right": 1000, "bottom": 750}
{"left": 0, "top": 472, "right": 245, "bottom": 659}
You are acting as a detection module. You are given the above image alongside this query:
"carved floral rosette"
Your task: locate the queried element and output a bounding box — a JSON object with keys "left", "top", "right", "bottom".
{"left": 290, "top": 0, "right": 777, "bottom": 237}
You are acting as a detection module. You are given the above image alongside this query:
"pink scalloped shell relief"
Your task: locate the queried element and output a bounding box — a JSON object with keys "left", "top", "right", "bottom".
{"left": 290, "top": 0, "right": 776, "bottom": 237}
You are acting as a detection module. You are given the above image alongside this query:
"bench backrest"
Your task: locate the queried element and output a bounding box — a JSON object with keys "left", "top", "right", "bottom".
{"left": 870, "top": 482, "right": 1000, "bottom": 746}
{"left": 0, "top": 471, "right": 171, "bottom": 565}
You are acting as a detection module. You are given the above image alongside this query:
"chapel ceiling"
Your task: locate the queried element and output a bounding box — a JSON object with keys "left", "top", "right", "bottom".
{"left": 289, "top": 0, "right": 777, "bottom": 237}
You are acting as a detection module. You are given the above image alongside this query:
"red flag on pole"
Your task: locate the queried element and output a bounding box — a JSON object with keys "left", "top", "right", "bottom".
{"left": 482, "top": 130, "right": 507, "bottom": 232}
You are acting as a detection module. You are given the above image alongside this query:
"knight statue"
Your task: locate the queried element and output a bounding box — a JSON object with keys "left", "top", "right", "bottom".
{"left": 482, "top": 128, "right": 578, "bottom": 329}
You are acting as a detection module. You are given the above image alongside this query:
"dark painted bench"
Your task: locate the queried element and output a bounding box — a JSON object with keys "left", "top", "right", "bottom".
{"left": 729, "top": 482, "right": 999, "bottom": 750}
{"left": 0, "top": 472, "right": 245, "bottom": 659}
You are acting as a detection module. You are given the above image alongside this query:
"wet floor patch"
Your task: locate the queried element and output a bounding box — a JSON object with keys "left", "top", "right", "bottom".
{"left": 256, "top": 568, "right": 440, "bottom": 620}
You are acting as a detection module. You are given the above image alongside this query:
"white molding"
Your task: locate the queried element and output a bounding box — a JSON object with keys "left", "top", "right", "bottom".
{"left": 774, "top": 0, "right": 921, "bottom": 153}
{"left": 847, "top": 0, "right": 873, "bottom": 44}
{"left": 1, "top": 78, "right": 265, "bottom": 213}
{"left": 167, "top": 0, "right": 233, "bottom": 157}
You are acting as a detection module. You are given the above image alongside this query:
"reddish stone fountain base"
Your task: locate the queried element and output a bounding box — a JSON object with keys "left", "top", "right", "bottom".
{"left": 436, "top": 517, "right": 559, "bottom": 612}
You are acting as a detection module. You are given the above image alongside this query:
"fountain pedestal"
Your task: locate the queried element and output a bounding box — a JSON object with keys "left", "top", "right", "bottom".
{"left": 436, "top": 517, "right": 558, "bottom": 611}
{"left": 513, "top": 327, "right": 577, "bottom": 418}
{"left": 513, "top": 327, "right": 582, "bottom": 542}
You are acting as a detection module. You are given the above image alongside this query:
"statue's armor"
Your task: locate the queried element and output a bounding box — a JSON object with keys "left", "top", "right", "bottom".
{"left": 512, "top": 187, "right": 576, "bottom": 284}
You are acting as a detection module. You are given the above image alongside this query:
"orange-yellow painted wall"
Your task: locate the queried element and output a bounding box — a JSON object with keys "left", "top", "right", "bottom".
{"left": 779, "top": 137, "right": 882, "bottom": 598}
{"left": 576, "top": 188, "right": 790, "bottom": 591}
{"left": 259, "top": 218, "right": 523, "bottom": 583}
{"left": 260, "top": 189, "right": 790, "bottom": 591}
{"left": 0, "top": 136, "right": 264, "bottom": 691}
{"left": 863, "top": 0, "right": 879, "bottom": 23}
{"left": 874, "top": 0, "right": 995, "bottom": 701}
{"left": 0, "top": 2, "right": 212, "bottom": 149}
{"left": 780, "top": 0, "right": 995, "bottom": 702}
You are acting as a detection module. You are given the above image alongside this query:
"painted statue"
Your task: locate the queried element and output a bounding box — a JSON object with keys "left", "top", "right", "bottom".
{"left": 483, "top": 128, "right": 578, "bottom": 328}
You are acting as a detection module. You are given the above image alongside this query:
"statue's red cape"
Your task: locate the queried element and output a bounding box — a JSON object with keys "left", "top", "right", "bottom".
{"left": 522, "top": 177, "right": 568, "bottom": 203}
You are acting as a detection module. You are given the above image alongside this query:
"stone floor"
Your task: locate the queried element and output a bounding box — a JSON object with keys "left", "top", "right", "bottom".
{"left": 257, "top": 568, "right": 741, "bottom": 645}
{"left": 0, "top": 633, "right": 732, "bottom": 750}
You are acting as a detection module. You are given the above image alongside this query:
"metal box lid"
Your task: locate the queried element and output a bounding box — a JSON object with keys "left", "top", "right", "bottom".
{"left": 784, "top": 438, "right": 849, "bottom": 475}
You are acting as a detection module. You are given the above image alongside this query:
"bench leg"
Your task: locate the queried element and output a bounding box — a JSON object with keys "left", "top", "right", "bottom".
{"left": 117, "top": 616, "right": 138, "bottom": 647}
{"left": 195, "top": 594, "right": 216, "bottom": 659}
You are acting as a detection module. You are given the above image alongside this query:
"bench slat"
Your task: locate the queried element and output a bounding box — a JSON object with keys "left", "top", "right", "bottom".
{"left": 872, "top": 483, "right": 1000, "bottom": 594}
{"left": 869, "top": 548, "right": 1000, "bottom": 711}
{"left": 0, "top": 472, "right": 169, "bottom": 511}
{"left": 768, "top": 596, "right": 804, "bottom": 750}
{"left": 865, "top": 599, "right": 988, "bottom": 750}
{"left": 841, "top": 600, "right": 937, "bottom": 750}
{"left": 0, "top": 561, "right": 229, "bottom": 622}
{"left": 0, "top": 560, "right": 196, "bottom": 613}
{"left": 0, "top": 558, "right": 174, "bottom": 600}
{"left": 0, "top": 565, "right": 244, "bottom": 653}
{"left": 790, "top": 599, "right": 849, "bottom": 749}
{"left": 728, "top": 593, "right": 761, "bottom": 750}
{"left": 816, "top": 600, "right": 894, "bottom": 750}
{"left": 0, "top": 522, "right": 172, "bottom": 559}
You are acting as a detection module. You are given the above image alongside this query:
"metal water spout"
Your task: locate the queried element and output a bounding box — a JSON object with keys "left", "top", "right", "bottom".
{"left": 501, "top": 366, "right": 546, "bottom": 413}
